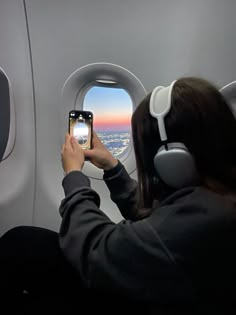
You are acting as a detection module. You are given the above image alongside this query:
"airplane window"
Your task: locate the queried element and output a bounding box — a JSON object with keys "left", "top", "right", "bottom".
{"left": 0, "top": 69, "right": 13, "bottom": 161}
{"left": 62, "top": 62, "right": 146, "bottom": 178}
{"left": 83, "top": 86, "right": 133, "bottom": 158}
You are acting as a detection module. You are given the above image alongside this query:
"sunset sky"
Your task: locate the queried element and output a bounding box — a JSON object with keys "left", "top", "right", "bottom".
{"left": 84, "top": 86, "right": 133, "bottom": 132}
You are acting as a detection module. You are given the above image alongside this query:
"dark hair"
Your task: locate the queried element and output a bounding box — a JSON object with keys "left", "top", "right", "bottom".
{"left": 131, "top": 77, "right": 236, "bottom": 209}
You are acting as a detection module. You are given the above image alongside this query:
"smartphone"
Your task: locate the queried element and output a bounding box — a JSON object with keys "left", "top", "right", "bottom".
{"left": 68, "top": 110, "right": 93, "bottom": 150}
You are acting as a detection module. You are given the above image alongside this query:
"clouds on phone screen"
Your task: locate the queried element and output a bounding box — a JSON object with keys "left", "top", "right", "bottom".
{"left": 74, "top": 122, "right": 88, "bottom": 144}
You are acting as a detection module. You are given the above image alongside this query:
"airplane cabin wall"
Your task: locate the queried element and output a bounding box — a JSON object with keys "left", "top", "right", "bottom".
{"left": 0, "top": 0, "right": 236, "bottom": 234}
{"left": 0, "top": 0, "right": 35, "bottom": 235}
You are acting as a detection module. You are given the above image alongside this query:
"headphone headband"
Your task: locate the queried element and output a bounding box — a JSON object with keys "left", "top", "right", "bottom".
{"left": 149, "top": 80, "right": 177, "bottom": 141}
{"left": 149, "top": 79, "right": 198, "bottom": 188}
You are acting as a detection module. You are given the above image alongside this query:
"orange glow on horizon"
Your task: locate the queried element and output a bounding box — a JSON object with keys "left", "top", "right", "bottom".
{"left": 91, "top": 110, "right": 132, "bottom": 130}
{"left": 94, "top": 115, "right": 131, "bottom": 125}
{"left": 94, "top": 116, "right": 131, "bottom": 130}
{"left": 94, "top": 122, "right": 130, "bottom": 128}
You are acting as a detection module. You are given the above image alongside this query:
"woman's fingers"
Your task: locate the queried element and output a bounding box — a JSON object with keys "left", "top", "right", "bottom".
{"left": 65, "top": 133, "right": 72, "bottom": 149}
{"left": 70, "top": 136, "right": 81, "bottom": 152}
{"left": 92, "top": 131, "right": 103, "bottom": 147}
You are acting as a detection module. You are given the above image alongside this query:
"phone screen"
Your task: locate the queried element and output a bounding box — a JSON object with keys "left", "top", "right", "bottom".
{"left": 69, "top": 110, "right": 93, "bottom": 150}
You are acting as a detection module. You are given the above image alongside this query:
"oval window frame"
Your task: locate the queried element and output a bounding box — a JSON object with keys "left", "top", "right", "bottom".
{"left": 0, "top": 67, "right": 15, "bottom": 162}
{"left": 61, "top": 62, "right": 147, "bottom": 179}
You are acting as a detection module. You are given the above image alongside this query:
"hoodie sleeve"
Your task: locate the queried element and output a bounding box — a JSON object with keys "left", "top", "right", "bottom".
{"left": 103, "top": 160, "right": 142, "bottom": 220}
{"left": 59, "top": 170, "right": 195, "bottom": 304}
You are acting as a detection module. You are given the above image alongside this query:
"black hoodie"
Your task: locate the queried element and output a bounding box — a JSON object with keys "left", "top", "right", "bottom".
{"left": 59, "top": 161, "right": 236, "bottom": 312}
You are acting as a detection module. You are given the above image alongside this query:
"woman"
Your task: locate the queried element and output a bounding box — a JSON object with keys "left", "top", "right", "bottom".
{"left": 1, "top": 77, "right": 236, "bottom": 313}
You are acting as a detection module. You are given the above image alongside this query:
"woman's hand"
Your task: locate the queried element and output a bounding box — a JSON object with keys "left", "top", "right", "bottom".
{"left": 61, "top": 133, "right": 85, "bottom": 174}
{"left": 84, "top": 131, "right": 118, "bottom": 171}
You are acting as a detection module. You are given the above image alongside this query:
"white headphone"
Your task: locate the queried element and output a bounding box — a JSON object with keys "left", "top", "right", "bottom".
{"left": 149, "top": 80, "right": 199, "bottom": 189}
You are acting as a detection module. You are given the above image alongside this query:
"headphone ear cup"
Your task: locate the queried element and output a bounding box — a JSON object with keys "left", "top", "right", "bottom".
{"left": 154, "top": 143, "right": 199, "bottom": 189}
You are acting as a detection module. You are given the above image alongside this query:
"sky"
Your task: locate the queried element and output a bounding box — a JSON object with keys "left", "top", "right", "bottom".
{"left": 83, "top": 86, "right": 133, "bottom": 132}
